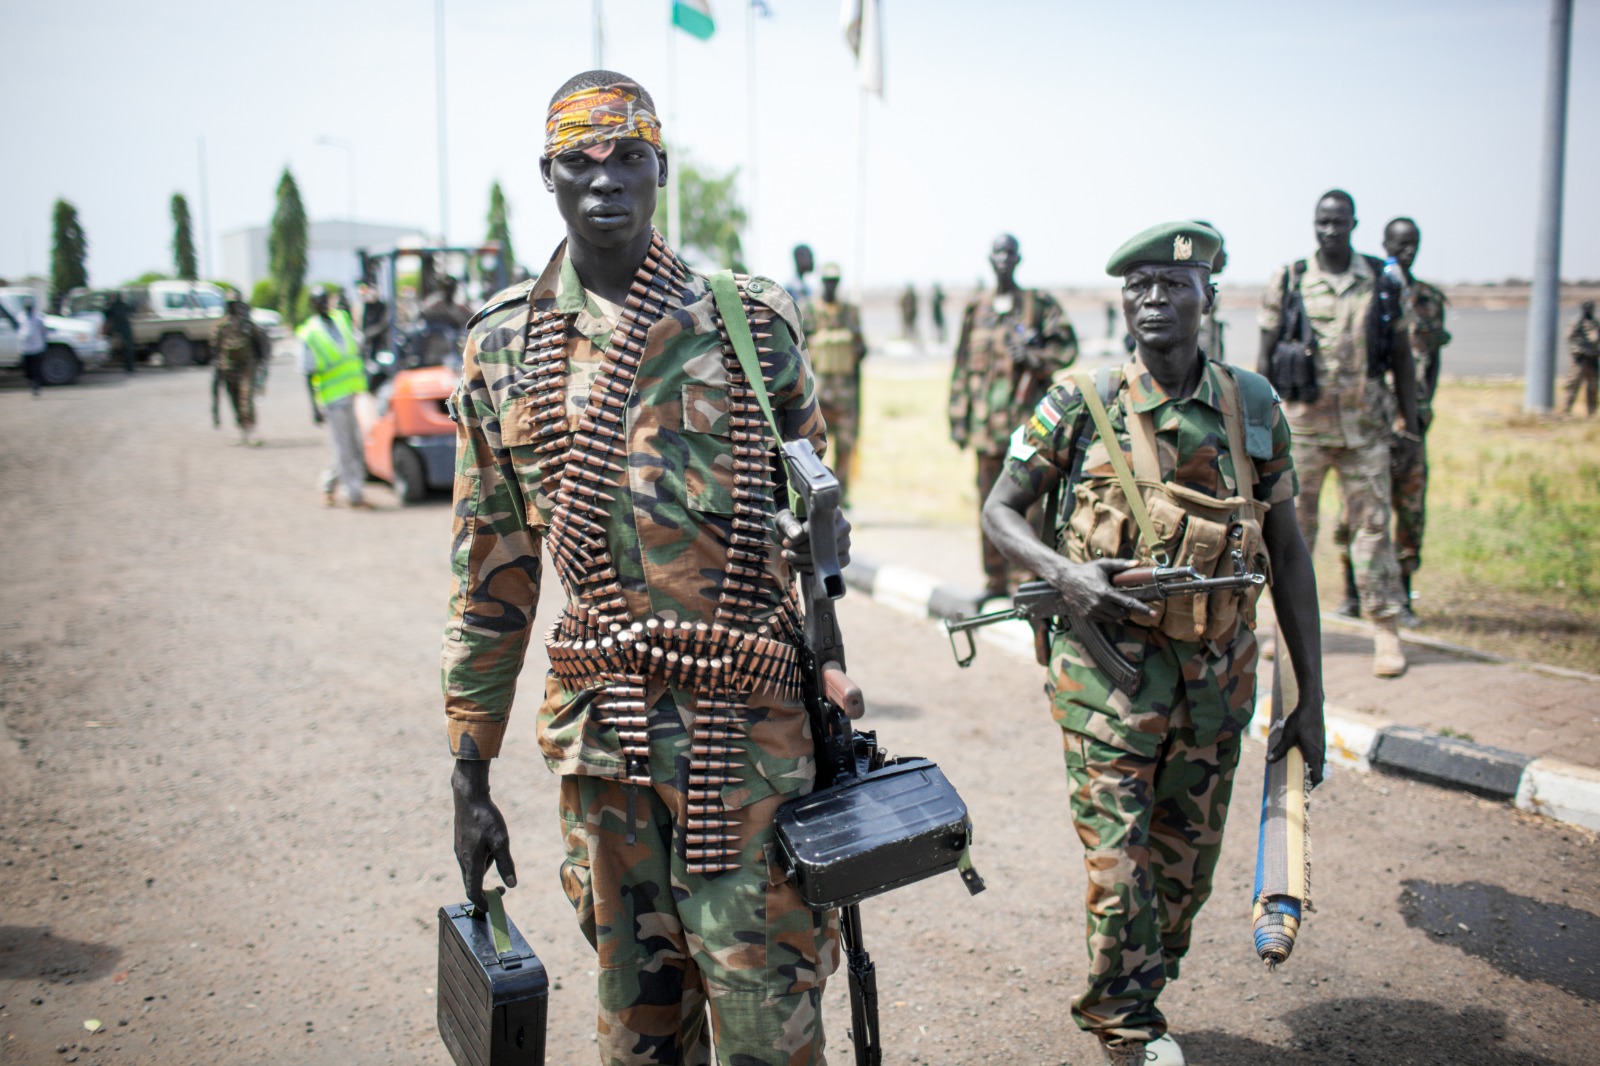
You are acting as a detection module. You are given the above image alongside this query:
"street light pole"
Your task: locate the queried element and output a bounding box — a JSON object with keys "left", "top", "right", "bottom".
{"left": 436, "top": 0, "right": 450, "bottom": 245}
{"left": 317, "top": 136, "right": 357, "bottom": 286}
{"left": 1524, "top": 0, "right": 1573, "bottom": 412}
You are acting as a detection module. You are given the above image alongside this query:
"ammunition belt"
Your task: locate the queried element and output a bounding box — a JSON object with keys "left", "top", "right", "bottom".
{"left": 544, "top": 605, "right": 802, "bottom": 701}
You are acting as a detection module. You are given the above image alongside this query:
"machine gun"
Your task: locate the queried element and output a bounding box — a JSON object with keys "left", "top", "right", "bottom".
{"left": 944, "top": 554, "right": 1266, "bottom": 695}
{"left": 779, "top": 440, "right": 881, "bottom": 1064}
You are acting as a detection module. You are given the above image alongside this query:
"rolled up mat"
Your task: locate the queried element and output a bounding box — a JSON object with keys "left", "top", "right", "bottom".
{"left": 1253, "top": 652, "right": 1309, "bottom": 968}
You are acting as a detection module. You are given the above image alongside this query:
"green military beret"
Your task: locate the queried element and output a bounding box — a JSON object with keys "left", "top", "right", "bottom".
{"left": 819, "top": 262, "right": 842, "bottom": 279}
{"left": 1105, "top": 221, "right": 1222, "bottom": 277}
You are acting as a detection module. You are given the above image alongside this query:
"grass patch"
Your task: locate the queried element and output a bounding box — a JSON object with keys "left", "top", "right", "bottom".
{"left": 857, "top": 365, "right": 1600, "bottom": 671}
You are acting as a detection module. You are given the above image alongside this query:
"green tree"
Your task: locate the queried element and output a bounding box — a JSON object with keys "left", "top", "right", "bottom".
{"left": 170, "top": 193, "right": 198, "bottom": 280}
{"left": 126, "top": 270, "right": 174, "bottom": 285}
{"left": 268, "top": 167, "right": 308, "bottom": 324}
{"left": 652, "top": 153, "right": 745, "bottom": 269}
{"left": 250, "top": 278, "right": 279, "bottom": 309}
{"left": 49, "top": 199, "right": 89, "bottom": 310}
{"left": 486, "top": 181, "right": 516, "bottom": 275}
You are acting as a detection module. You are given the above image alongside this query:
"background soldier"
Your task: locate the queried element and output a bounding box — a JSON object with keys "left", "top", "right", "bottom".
{"left": 1192, "top": 220, "right": 1227, "bottom": 360}
{"left": 931, "top": 281, "right": 947, "bottom": 344}
{"left": 210, "top": 296, "right": 267, "bottom": 446}
{"left": 103, "top": 290, "right": 136, "bottom": 373}
{"left": 446, "top": 69, "right": 843, "bottom": 1064}
{"left": 298, "top": 290, "right": 370, "bottom": 509}
{"left": 807, "top": 262, "right": 868, "bottom": 504}
{"left": 1334, "top": 217, "right": 1450, "bottom": 625}
{"left": 985, "top": 222, "right": 1324, "bottom": 1066}
{"left": 788, "top": 241, "right": 815, "bottom": 304}
{"left": 1562, "top": 299, "right": 1599, "bottom": 416}
{"left": 1258, "top": 189, "right": 1421, "bottom": 677}
{"left": 899, "top": 281, "right": 919, "bottom": 341}
{"left": 949, "top": 233, "right": 1079, "bottom": 600}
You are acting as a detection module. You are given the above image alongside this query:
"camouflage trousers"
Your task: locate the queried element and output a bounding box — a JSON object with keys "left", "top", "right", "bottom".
{"left": 1296, "top": 439, "right": 1404, "bottom": 619}
{"left": 1563, "top": 357, "right": 1598, "bottom": 416}
{"left": 1062, "top": 702, "right": 1243, "bottom": 1047}
{"left": 222, "top": 366, "right": 256, "bottom": 430}
{"left": 558, "top": 696, "right": 838, "bottom": 1065}
{"left": 816, "top": 373, "right": 860, "bottom": 504}
{"left": 1335, "top": 434, "right": 1428, "bottom": 576}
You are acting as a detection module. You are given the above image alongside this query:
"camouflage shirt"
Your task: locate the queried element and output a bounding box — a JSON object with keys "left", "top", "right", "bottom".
{"left": 1003, "top": 359, "right": 1296, "bottom": 757}
{"left": 210, "top": 315, "right": 265, "bottom": 374}
{"left": 441, "top": 237, "right": 826, "bottom": 772}
{"left": 1259, "top": 252, "right": 1391, "bottom": 449}
{"left": 949, "top": 289, "right": 1078, "bottom": 454}
{"left": 1570, "top": 312, "right": 1600, "bottom": 361}
{"left": 1404, "top": 278, "right": 1450, "bottom": 417}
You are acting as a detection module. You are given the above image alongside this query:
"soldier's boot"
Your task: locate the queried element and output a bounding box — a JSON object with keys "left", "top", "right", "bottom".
{"left": 1372, "top": 616, "right": 1407, "bottom": 679}
{"left": 1397, "top": 572, "right": 1423, "bottom": 629}
{"left": 1097, "top": 1038, "right": 1149, "bottom": 1066}
{"left": 1146, "top": 1033, "right": 1187, "bottom": 1065}
{"left": 1333, "top": 556, "right": 1361, "bottom": 618}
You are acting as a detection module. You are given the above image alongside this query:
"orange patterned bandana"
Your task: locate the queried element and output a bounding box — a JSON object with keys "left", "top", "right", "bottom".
{"left": 544, "top": 82, "right": 663, "bottom": 159}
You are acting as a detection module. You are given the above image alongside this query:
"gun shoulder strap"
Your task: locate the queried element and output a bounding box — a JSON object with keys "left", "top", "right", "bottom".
{"left": 707, "top": 269, "right": 802, "bottom": 514}
{"left": 1071, "top": 366, "right": 1168, "bottom": 565}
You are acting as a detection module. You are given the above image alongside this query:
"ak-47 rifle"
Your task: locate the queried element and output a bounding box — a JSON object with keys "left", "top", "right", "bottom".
{"left": 779, "top": 439, "right": 880, "bottom": 1066}
{"left": 945, "top": 553, "right": 1266, "bottom": 695}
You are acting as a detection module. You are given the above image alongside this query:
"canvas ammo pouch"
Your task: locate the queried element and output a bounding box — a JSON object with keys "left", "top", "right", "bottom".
{"left": 1063, "top": 365, "right": 1270, "bottom": 643}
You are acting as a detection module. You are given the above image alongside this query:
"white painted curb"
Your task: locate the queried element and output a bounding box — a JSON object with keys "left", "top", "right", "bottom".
{"left": 1515, "top": 759, "right": 1600, "bottom": 832}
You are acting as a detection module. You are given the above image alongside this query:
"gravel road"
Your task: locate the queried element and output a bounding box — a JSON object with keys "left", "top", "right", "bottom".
{"left": 2, "top": 361, "right": 1596, "bottom": 1065}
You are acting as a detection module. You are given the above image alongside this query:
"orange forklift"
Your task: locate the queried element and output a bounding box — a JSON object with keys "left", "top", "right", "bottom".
{"left": 358, "top": 244, "right": 508, "bottom": 504}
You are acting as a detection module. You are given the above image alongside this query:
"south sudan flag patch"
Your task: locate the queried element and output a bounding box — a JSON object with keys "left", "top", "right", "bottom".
{"left": 1028, "top": 394, "right": 1066, "bottom": 440}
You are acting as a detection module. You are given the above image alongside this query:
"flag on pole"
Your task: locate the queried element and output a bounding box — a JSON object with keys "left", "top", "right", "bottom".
{"left": 839, "top": 0, "right": 883, "bottom": 96}
{"left": 673, "top": 0, "right": 716, "bottom": 40}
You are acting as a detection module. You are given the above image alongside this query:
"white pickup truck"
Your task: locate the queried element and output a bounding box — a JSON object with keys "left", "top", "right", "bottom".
{"left": 0, "top": 287, "right": 111, "bottom": 386}
{"left": 65, "top": 281, "right": 228, "bottom": 365}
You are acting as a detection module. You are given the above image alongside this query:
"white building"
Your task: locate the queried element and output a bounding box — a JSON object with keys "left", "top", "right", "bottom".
{"left": 219, "top": 220, "right": 426, "bottom": 296}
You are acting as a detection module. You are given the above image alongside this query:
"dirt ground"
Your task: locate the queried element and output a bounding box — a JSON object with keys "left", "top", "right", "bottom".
{"left": 2, "top": 361, "right": 1598, "bottom": 1065}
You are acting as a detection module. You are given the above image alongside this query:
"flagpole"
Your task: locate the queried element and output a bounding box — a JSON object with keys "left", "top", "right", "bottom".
{"left": 594, "top": 0, "right": 604, "bottom": 67}
{"left": 745, "top": 1, "right": 759, "bottom": 272}
{"left": 667, "top": 2, "right": 680, "bottom": 249}
{"left": 853, "top": 86, "right": 868, "bottom": 307}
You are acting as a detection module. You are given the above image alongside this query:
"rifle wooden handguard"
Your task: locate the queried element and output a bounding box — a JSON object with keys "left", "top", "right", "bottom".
{"left": 822, "top": 662, "right": 866, "bottom": 720}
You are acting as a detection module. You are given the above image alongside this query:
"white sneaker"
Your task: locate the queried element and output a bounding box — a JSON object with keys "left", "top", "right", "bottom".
{"left": 1146, "top": 1033, "right": 1186, "bottom": 1065}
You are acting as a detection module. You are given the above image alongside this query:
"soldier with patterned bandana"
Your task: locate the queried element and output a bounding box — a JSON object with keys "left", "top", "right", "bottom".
{"left": 1258, "top": 189, "right": 1422, "bottom": 678}
{"left": 985, "top": 222, "right": 1326, "bottom": 1066}
{"left": 950, "top": 233, "right": 1079, "bottom": 599}
{"left": 444, "top": 69, "right": 846, "bottom": 1065}
{"left": 805, "top": 262, "right": 867, "bottom": 505}
{"left": 210, "top": 296, "right": 268, "bottom": 446}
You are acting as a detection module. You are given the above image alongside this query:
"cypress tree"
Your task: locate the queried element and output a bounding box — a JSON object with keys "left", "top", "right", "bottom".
{"left": 171, "top": 193, "right": 198, "bottom": 280}
{"left": 49, "top": 199, "right": 89, "bottom": 310}
{"left": 486, "top": 181, "right": 515, "bottom": 277}
{"left": 268, "top": 168, "right": 308, "bottom": 324}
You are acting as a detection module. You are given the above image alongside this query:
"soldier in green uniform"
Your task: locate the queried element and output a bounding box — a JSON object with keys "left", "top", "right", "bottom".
{"left": 1332, "top": 217, "right": 1450, "bottom": 625}
{"left": 950, "top": 233, "right": 1079, "bottom": 599}
{"left": 445, "top": 69, "right": 845, "bottom": 1065}
{"left": 1192, "top": 220, "right": 1227, "bottom": 361}
{"left": 209, "top": 296, "right": 267, "bottom": 446}
{"left": 806, "top": 262, "right": 867, "bottom": 504}
{"left": 1258, "top": 190, "right": 1421, "bottom": 677}
{"left": 985, "top": 222, "right": 1326, "bottom": 1066}
{"left": 1562, "top": 300, "right": 1599, "bottom": 416}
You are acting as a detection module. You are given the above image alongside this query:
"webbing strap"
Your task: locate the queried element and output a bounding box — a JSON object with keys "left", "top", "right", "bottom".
{"left": 1217, "top": 369, "right": 1258, "bottom": 494}
{"left": 1072, "top": 369, "right": 1168, "bottom": 565}
{"left": 484, "top": 886, "right": 513, "bottom": 957}
{"left": 708, "top": 271, "right": 801, "bottom": 514}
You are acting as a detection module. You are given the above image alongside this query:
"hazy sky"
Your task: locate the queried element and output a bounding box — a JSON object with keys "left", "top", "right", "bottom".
{"left": 3, "top": 0, "right": 1596, "bottom": 290}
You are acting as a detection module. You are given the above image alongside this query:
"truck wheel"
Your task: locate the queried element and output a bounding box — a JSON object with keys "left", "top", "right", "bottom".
{"left": 38, "top": 345, "right": 81, "bottom": 386}
{"left": 158, "top": 334, "right": 194, "bottom": 367}
{"left": 192, "top": 342, "right": 213, "bottom": 366}
{"left": 392, "top": 444, "right": 428, "bottom": 505}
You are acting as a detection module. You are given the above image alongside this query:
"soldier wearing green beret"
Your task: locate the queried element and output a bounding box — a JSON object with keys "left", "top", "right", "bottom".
{"left": 806, "top": 262, "right": 868, "bottom": 504}
{"left": 984, "top": 222, "right": 1326, "bottom": 1066}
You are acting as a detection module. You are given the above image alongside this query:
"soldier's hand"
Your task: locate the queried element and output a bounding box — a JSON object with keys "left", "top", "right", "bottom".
{"left": 1268, "top": 699, "right": 1327, "bottom": 789}
{"left": 1044, "top": 558, "right": 1159, "bottom": 625}
{"left": 451, "top": 760, "right": 517, "bottom": 913}
{"left": 773, "top": 508, "right": 852, "bottom": 573}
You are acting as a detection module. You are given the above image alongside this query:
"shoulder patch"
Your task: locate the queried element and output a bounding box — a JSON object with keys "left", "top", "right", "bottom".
{"left": 1028, "top": 391, "right": 1067, "bottom": 440}
{"left": 1007, "top": 424, "right": 1038, "bottom": 462}
{"left": 467, "top": 278, "right": 535, "bottom": 330}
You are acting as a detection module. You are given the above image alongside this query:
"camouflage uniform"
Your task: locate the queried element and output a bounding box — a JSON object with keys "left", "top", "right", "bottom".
{"left": 443, "top": 233, "right": 839, "bottom": 1065}
{"left": 949, "top": 289, "right": 1078, "bottom": 595}
{"left": 1562, "top": 310, "right": 1600, "bottom": 416}
{"left": 1335, "top": 278, "right": 1449, "bottom": 576}
{"left": 1003, "top": 359, "right": 1296, "bottom": 1047}
{"left": 210, "top": 313, "right": 264, "bottom": 431}
{"left": 804, "top": 299, "right": 866, "bottom": 503}
{"left": 1260, "top": 253, "right": 1404, "bottom": 618}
